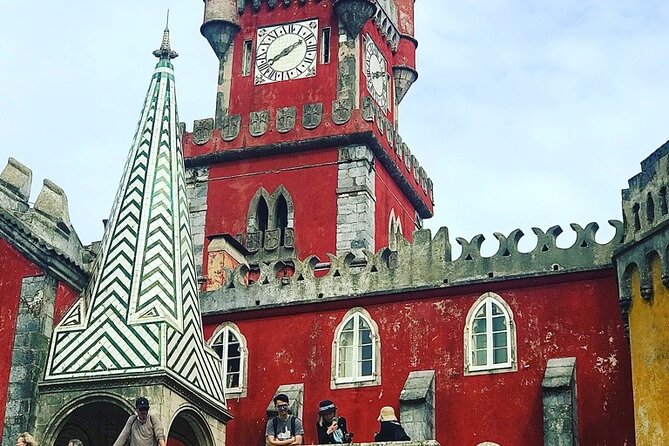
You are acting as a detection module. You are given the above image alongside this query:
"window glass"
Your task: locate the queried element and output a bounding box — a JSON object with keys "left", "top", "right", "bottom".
{"left": 467, "top": 294, "right": 514, "bottom": 373}
{"left": 336, "top": 311, "right": 378, "bottom": 383}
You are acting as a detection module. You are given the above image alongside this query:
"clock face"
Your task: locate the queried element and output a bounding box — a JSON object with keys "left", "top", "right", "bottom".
{"left": 255, "top": 19, "right": 319, "bottom": 85}
{"left": 364, "top": 35, "right": 389, "bottom": 110}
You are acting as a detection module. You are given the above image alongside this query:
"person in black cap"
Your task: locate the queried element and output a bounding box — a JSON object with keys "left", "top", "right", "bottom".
{"left": 266, "top": 393, "right": 304, "bottom": 445}
{"left": 113, "top": 397, "right": 166, "bottom": 446}
{"left": 316, "top": 400, "right": 353, "bottom": 444}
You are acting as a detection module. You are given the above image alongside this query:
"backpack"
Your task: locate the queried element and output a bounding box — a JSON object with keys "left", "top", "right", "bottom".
{"left": 272, "top": 415, "right": 299, "bottom": 441}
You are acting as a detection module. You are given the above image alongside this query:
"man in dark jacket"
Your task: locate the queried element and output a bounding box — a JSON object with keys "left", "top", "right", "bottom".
{"left": 373, "top": 406, "right": 410, "bottom": 442}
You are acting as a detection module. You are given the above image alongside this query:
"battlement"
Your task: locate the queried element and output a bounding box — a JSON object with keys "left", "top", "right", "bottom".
{"left": 620, "top": 139, "right": 669, "bottom": 244}
{"left": 182, "top": 93, "right": 434, "bottom": 215}
{"left": 200, "top": 221, "right": 622, "bottom": 315}
{"left": 0, "top": 158, "right": 91, "bottom": 289}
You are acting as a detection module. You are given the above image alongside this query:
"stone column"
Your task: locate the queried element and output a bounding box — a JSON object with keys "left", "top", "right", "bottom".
{"left": 2, "top": 276, "right": 56, "bottom": 445}
{"left": 542, "top": 357, "right": 578, "bottom": 446}
{"left": 399, "top": 370, "right": 436, "bottom": 441}
{"left": 336, "top": 145, "right": 376, "bottom": 257}
{"left": 186, "top": 166, "right": 210, "bottom": 278}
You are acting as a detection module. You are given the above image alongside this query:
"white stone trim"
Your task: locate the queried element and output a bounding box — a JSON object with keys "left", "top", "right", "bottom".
{"left": 464, "top": 292, "right": 517, "bottom": 376}
{"left": 331, "top": 307, "right": 381, "bottom": 389}
{"left": 208, "top": 322, "right": 248, "bottom": 398}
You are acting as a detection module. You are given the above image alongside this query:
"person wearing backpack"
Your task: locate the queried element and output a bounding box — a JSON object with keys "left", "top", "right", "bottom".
{"left": 373, "top": 406, "right": 410, "bottom": 442}
{"left": 266, "top": 393, "right": 304, "bottom": 445}
{"left": 113, "top": 397, "right": 166, "bottom": 446}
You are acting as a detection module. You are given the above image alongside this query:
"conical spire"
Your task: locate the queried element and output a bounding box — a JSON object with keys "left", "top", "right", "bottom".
{"left": 44, "top": 25, "right": 226, "bottom": 411}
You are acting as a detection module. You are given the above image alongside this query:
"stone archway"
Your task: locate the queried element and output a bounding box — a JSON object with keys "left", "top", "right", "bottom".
{"left": 50, "top": 399, "right": 130, "bottom": 446}
{"left": 167, "top": 407, "right": 215, "bottom": 446}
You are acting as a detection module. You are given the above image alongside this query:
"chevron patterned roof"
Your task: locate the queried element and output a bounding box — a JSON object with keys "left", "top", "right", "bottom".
{"left": 44, "top": 27, "right": 226, "bottom": 409}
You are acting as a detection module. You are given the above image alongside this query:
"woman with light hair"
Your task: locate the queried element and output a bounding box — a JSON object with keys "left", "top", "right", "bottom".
{"left": 16, "top": 432, "right": 38, "bottom": 446}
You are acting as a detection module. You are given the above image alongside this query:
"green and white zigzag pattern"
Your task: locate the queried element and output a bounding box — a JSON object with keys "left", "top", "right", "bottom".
{"left": 45, "top": 60, "right": 225, "bottom": 405}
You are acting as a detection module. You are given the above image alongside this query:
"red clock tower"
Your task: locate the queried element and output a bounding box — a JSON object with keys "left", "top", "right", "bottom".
{"left": 183, "top": 0, "right": 432, "bottom": 280}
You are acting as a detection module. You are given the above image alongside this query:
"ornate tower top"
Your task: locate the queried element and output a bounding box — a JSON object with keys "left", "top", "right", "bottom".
{"left": 152, "top": 11, "right": 179, "bottom": 60}
{"left": 43, "top": 25, "right": 228, "bottom": 415}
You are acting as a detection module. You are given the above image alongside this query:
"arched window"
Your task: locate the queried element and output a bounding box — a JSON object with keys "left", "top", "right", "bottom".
{"left": 388, "top": 209, "right": 403, "bottom": 249}
{"left": 464, "top": 292, "right": 517, "bottom": 375}
{"left": 276, "top": 194, "right": 288, "bottom": 244}
{"left": 257, "top": 197, "right": 269, "bottom": 232}
{"left": 209, "top": 322, "right": 248, "bottom": 397}
{"left": 331, "top": 308, "right": 381, "bottom": 388}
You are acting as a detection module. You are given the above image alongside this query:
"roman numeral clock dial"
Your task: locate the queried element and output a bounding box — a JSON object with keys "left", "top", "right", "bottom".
{"left": 364, "top": 35, "right": 389, "bottom": 110}
{"left": 255, "top": 19, "right": 319, "bottom": 85}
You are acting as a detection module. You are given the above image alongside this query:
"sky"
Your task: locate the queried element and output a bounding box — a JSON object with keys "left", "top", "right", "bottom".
{"left": 1, "top": 1, "right": 667, "bottom": 257}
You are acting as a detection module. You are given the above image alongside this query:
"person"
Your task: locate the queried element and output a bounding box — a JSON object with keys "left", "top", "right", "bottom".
{"left": 16, "top": 432, "right": 37, "bottom": 446}
{"left": 316, "top": 399, "right": 353, "bottom": 444}
{"left": 68, "top": 440, "right": 84, "bottom": 446}
{"left": 373, "top": 406, "right": 410, "bottom": 442}
{"left": 265, "top": 393, "right": 304, "bottom": 445}
{"left": 113, "top": 397, "right": 166, "bottom": 446}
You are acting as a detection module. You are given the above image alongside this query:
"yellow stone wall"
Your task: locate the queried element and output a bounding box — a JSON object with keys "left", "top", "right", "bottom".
{"left": 629, "top": 254, "right": 669, "bottom": 444}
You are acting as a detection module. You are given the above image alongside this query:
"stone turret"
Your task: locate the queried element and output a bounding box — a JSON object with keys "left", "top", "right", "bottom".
{"left": 201, "top": 0, "right": 240, "bottom": 60}
{"left": 334, "top": 0, "right": 377, "bottom": 38}
{"left": 392, "top": 0, "right": 418, "bottom": 103}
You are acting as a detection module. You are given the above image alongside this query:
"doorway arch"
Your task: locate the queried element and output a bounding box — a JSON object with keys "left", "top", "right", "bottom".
{"left": 167, "top": 406, "right": 214, "bottom": 446}
{"left": 45, "top": 393, "right": 131, "bottom": 446}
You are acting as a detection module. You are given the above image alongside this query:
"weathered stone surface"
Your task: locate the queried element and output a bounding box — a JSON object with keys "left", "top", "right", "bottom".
{"left": 0, "top": 157, "right": 32, "bottom": 202}
{"left": 2, "top": 276, "right": 56, "bottom": 446}
{"left": 542, "top": 357, "right": 578, "bottom": 446}
{"left": 400, "top": 371, "right": 435, "bottom": 441}
{"left": 337, "top": 145, "right": 375, "bottom": 257}
{"left": 201, "top": 220, "right": 622, "bottom": 314}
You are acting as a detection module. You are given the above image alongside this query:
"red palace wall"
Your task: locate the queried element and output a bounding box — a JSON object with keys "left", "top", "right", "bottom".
{"left": 204, "top": 148, "right": 339, "bottom": 262}
{"left": 0, "top": 239, "right": 42, "bottom": 439}
{"left": 374, "top": 160, "right": 417, "bottom": 249}
{"left": 54, "top": 282, "right": 80, "bottom": 325}
{"left": 204, "top": 272, "right": 634, "bottom": 445}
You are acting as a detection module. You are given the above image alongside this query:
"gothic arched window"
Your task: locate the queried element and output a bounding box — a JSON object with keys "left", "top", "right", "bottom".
{"left": 257, "top": 197, "right": 269, "bottom": 232}
{"left": 464, "top": 292, "right": 517, "bottom": 375}
{"left": 331, "top": 308, "right": 381, "bottom": 389}
{"left": 276, "top": 194, "right": 289, "bottom": 244}
{"left": 209, "top": 322, "right": 248, "bottom": 396}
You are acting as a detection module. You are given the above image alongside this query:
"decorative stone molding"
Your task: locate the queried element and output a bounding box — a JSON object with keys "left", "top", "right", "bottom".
{"left": 250, "top": 110, "right": 270, "bottom": 137}
{"left": 400, "top": 370, "right": 436, "bottom": 441}
{"left": 277, "top": 107, "right": 297, "bottom": 133}
{"left": 542, "top": 357, "right": 578, "bottom": 446}
{"left": 303, "top": 103, "right": 323, "bottom": 130}
{"left": 192, "top": 118, "right": 214, "bottom": 145}
{"left": 200, "top": 222, "right": 622, "bottom": 315}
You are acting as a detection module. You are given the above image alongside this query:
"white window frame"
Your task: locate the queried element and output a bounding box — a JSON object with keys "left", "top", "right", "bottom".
{"left": 464, "top": 292, "right": 517, "bottom": 376}
{"left": 331, "top": 307, "right": 381, "bottom": 389}
{"left": 209, "top": 322, "right": 248, "bottom": 397}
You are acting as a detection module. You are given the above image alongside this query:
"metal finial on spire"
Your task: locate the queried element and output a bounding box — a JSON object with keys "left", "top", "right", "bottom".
{"left": 153, "top": 10, "right": 178, "bottom": 60}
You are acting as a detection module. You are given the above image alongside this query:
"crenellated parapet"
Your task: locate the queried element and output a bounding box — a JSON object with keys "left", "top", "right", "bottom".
{"left": 200, "top": 221, "right": 622, "bottom": 315}
{"left": 614, "top": 140, "right": 669, "bottom": 334}
{"left": 0, "top": 158, "right": 91, "bottom": 290}
{"left": 183, "top": 93, "right": 434, "bottom": 215}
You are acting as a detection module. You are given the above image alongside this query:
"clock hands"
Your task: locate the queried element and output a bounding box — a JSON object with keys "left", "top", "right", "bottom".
{"left": 268, "top": 38, "right": 304, "bottom": 66}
